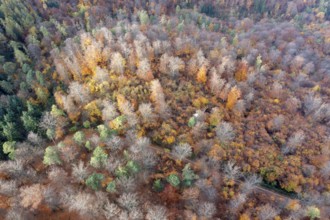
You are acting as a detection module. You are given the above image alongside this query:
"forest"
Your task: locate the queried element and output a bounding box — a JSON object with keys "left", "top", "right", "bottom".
{"left": 0, "top": 0, "right": 330, "bottom": 219}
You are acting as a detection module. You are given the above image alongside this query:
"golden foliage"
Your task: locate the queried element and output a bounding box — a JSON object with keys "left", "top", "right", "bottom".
{"left": 196, "top": 65, "right": 207, "bottom": 84}
{"left": 84, "top": 100, "right": 102, "bottom": 122}
{"left": 68, "top": 111, "right": 81, "bottom": 123}
{"left": 87, "top": 80, "right": 109, "bottom": 94}
{"left": 208, "top": 144, "right": 226, "bottom": 161}
{"left": 101, "top": 176, "right": 113, "bottom": 188}
{"left": 54, "top": 91, "right": 64, "bottom": 108}
{"left": 165, "top": 136, "right": 176, "bottom": 145}
{"left": 226, "top": 86, "right": 241, "bottom": 110}
{"left": 235, "top": 61, "right": 248, "bottom": 82}
{"left": 117, "top": 94, "right": 130, "bottom": 114}
{"left": 239, "top": 213, "right": 251, "bottom": 220}
{"left": 55, "top": 127, "right": 65, "bottom": 140}
{"left": 285, "top": 200, "right": 301, "bottom": 211}
{"left": 35, "top": 86, "right": 49, "bottom": 104}
{"left": 192, "top": 97, "right": 209, "bottom": 108}
{"left": 208, "top": 108, "right": 224, "bottom": 127}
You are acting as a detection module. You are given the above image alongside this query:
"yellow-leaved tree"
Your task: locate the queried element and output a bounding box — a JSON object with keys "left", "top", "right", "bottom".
{"left": 226, "top": 86, "right": 241, "bottom": 110}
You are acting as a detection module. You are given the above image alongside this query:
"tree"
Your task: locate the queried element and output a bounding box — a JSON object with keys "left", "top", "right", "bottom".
{"left": 104, "top": 201, "right": 121, "bottom": 219}
{"left": 224, "top": 161, "right": 241, "bottom": 180}
{"left": 73, "top": 131, "right": 85, "bottom": 146}
{"left": 102, "top": 101, "right": 119, "bottom": 122}
{"left": 94, "top": 66, "right": 109, "bottom": 83}
{"left": 3, "top": 141, "right": 16, "bottom": 159}
{"left": 282, "top": 130, "right": 305, "bottom": 155}
{"left": 67, "top": 192, "right": 96, "bottom": 217}
{"left": 43, "top": 146, "right": 62, "bottom": 166}
{"left": 172, "top": 143, "right": 192, "bottom": 160}
{"left": 19, "top": 184, "right": 43, "bottom": 210}
{"left": 197, "top": 202, "right": 216, "bottom": 218}
{"left": 321, "top": 161, "right": 330, "bottom": 179}
{"left": 1, "top": 118, "right": 23, "bottom": 142}
{"left": 303, "top": 94, "right": 322, "bottom": 116}
{"left": 146, "top": 205, "right": 168, "bottom": 220}
{"left": 110, "top": 52, "right": 125, "bottom": 75}
{"left": 215, "top": 122, "right": 235, "bottom": 144}
{"left": 85, "top": 173, "right": 104, "bottom": 190}
{"left": 39, "top": 112, "right": 57, "bottom": 131}
{"left": 72, "top": 161, "right": 89, "bottom": 183}
{"left": 230, "top": 193, "right": 247, "bottom": 212}
{"left": 182, "top": 164, "right": 198, "bottom": 187}
{"left": 138, "top": 103, "right": 156, "bottom": 122}
{"left": 35, "top": 86, "right": 49, "bottom": 104}
{"left": 27, "top": 132, "right": 43, "bottom": 147}
{"left": 258, "top": 204, "right": 279, "bottom": 220}
{"left": 306, "top": 206, "right": 321, "bottom": 220}
{"left": 10, "top": 41, "right": 30, "bottom": 65}
{"left": 226, "top": 86, "right": 241, "bottom": 110}
{"left": 196, "top": 65, "right": 207, "bottom": 84}
{"left": 126, "top": 160, "right": 140, "bottom": 174}
{"left": 153, "top": 179, "right": 165, "bottom": 192}
{"left": 106, "top": 181, "right": 116, "bottom": 193}
{"left": 68, "top": 82, "right": 91, "bottom": 104}
{"left": 21, "top": 102, "right": 41, "bottom": 132}
{"left": 166, "top": 174, "right": 180, "bottom": 187}
{"left": 159, "top": 54, "right": 184, "bottom": 77}
{"left": 97, "top": 125, "right": 112, "bottom": 140}
{"left": 209, "top": 68, "right": 225, "bottom": 95}
{"left": 138, "top": 10, "right": 149, "bottom": 25}
{"left": 241, "top": 174, "right": 262, "bottom": 194}
{"left": 137, "top": 58, "right": 153, "bottom": 81}
{"left": 117, "top": 193, "right": 139, "bottom": 210}
{"left": 150, "top": 79, "right": 170, "bottom": 118}
{"left": 115, "top": 166, "right": 129, "bottom": 178}
{"left": 90, "top": 146, "right": 108, "bottom": 168}
{"left": 0, "top": 180, "right": 17, "bottom": 196}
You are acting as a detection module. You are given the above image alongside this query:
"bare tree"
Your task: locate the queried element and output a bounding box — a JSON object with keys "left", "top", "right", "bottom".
{"left": 146, "top": 205, "right": 168, "bottom": 220}
{"left": 159, "top": 53, "right": 184, "bottom": 77}
{"left": 215, "top": 122, "right": 235, "bottom": 144}
{"left": 68, "top": 82, "right": 91, "bottom": 105}
{"left": 103, "top": 201, "right": 121, "bottom": 220}
{"left": 241, "top": 174, "right": 262, "bottom": 194}
{"left": 150, "top": 79, "right": 170, "bottom": 118}
{"left": 172, "top": 143, "right": 192, "bottom": 160}
{"left": 230, "top": 193, "right": 247, "bottom": 211}
{"left": 19, "top": 184, "right": 44, "bottom": 210}
{"left": 129, "top": 208, "right": 144, "bottom": 220}
{"left": 67, "top": 192, "right": 97, "bottom": 218}
{"left": 110, "top": 52, "right": 125, "bottom": 75}
{"left": 321, "top": 161, "right": 330, "bottom": 179}
{"left": 72, "top": 161, "right": 90, "bottom": 183}
{"left": 0, "top": 180, "right": 17, "bottom": 196}
{"left": 258, "top": 204, "right": 279, "bottom": 220}
{"left": 39, "top": 112, "right": 57, "bottom": 131}
{"left": 303, "top": 94, "right": 322, "bottom": 115}
{"left": 27, "top": 132, "right": 44, "bottom": 147}
{"left": 137, "top": 58, "right": 153, "bottom": 81}
{"left": 209, "top": 67, "right": 225, "bottom": 95}
{"left": 94, "top": 66, "right": 110, "bottom": 83}
{"left": 224, "top": 161, "right": 241, "bottom": 180}
{"left": 105, "top": 136, "right": 124, "bottom": 151}
{"left": 282, "top": 130, "right": 305, "bottom": 155}
{"left": 138, "top": 103, "right": 156, "bottom": 122}
{"left": 5, "top": 208, "right": 29, "bottom": 220}
{"left": 117, "top": 193, "right": 140, "bottom": 211}
{"left": 197, "top": 202, "right": 216, "bottom": 218}
{"left": 102, "top": 100, "right": 119, "bottom": 122}
{"left": 43, "top": 186, "right": 61, "bottom": 210}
